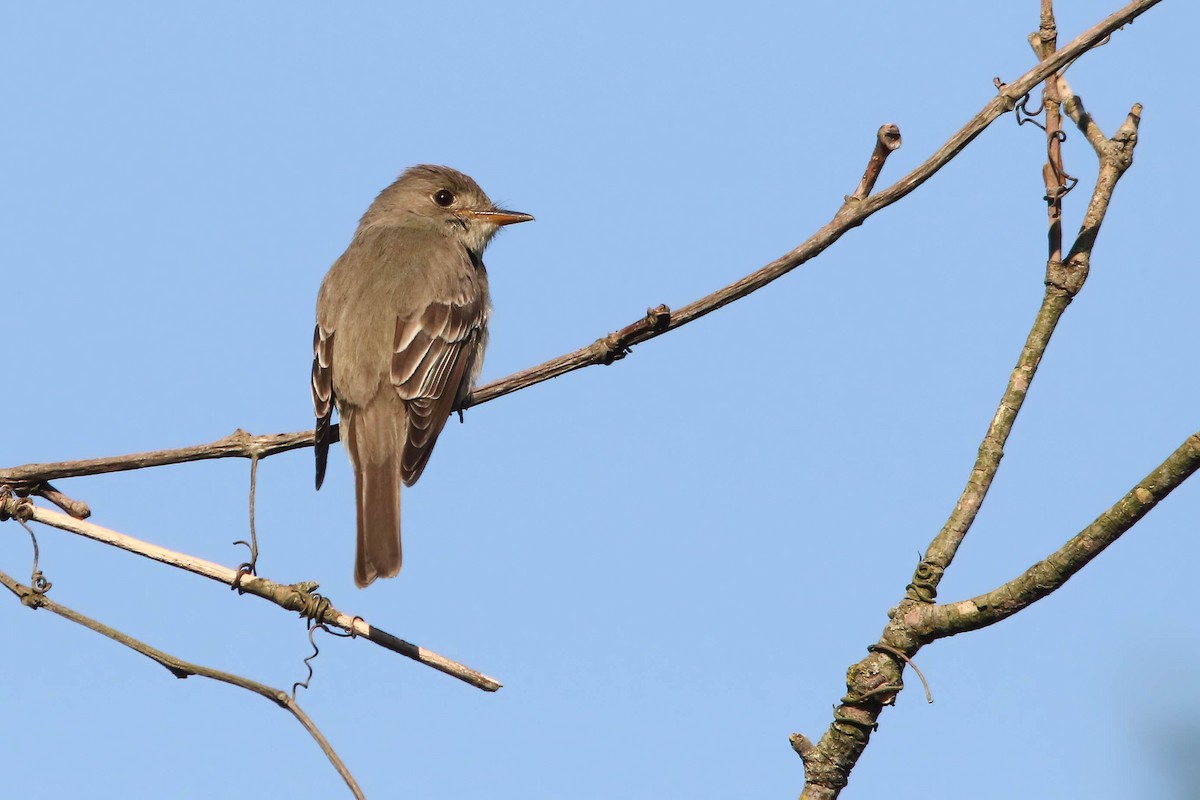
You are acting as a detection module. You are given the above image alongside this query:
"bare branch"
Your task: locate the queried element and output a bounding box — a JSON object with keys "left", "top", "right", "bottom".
{"left": 0, "top": 0, "right": 1163, "bottom": 489}
{"left": 0, "top": 428, "right": 311, "bottom": 484}
{"left": 1029, "top": 17, "right": 1069, "bottom": 265}
{"left": 912, "top": 433, "right": 1200, "bottom": 638}
{"left": 1, "top": 498, "right": 502, "bottom": 693}
{"left": 798, "top": 5, "right": 1161, "bottom": 797}
{"left": 470, "top": 0, "right": 1157, "bottom": 411}
{"left": 23, "top": 481, "right": 91, "bottom": 519}
{"left": 0, "top": 569, "right": 365, "bottom": 799}
{"left": 909, "top": 58, "right": 1143, "bottom": 606}
{"left": 1057, "top": 75, "right": 1110, "bottom": 153}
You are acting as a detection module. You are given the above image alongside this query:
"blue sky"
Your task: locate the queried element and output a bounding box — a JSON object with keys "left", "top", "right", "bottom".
{"left": 2, "top": 2, "right": 1197, "bottom": 798}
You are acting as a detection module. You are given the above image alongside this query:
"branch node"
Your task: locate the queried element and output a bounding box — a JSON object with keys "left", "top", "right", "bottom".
{"left": 992, "top": 77, "right": 1021, "bottom": 112}
{"left": 644, "top": 303, "right": 672, "bottom": 331}
{"left": 1112, "top": 103, "right": 1142, "bottom": 160}
{"left": 591, "top": 333, "right": 629, "bottom": 365}
{"left": 273, "top": 583, "right": 334, "bottom": 622}
{"left": 0, "top": 486, "right": 34, "bottom": 523}
{"left": 868, "top": 644, "right": 933, "bottom": 703}
{"left": 789, "top": 732, "right": 816, "bottom": 758}
{"left": 18, "top": 584, "right": 44, "bottom": 609}
{"left": 849, "top": 124, "right": 902, "bottom": 200}
{"left": 1044, "top": 258, "right": 1087, "bottom": 296}
{"left": 590, "top": 304, "right": 672, "bottom": 366}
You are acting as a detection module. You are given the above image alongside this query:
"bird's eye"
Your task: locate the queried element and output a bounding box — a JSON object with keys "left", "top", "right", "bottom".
{"left": 432, "top": 189, "right": 456, "bottom": 207}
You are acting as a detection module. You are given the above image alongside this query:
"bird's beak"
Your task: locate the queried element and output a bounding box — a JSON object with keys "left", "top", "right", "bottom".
{"left": 464, "top": 208, "right": 535, "bottom": 226}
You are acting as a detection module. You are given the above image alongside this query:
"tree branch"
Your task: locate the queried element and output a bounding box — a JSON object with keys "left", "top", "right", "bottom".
{"left": 0, "top": 568, "right": 365, "bottom": 799}
{"left": 911, "top": 433, "right": 1200, "bottom": 638}
{"left": 0, "top": 0, "right": 1162, "bottom": 490}
{"left": 908, "top": 85, "right": 1142, "bottom": 606}
{"left": 796, "top": 4, "right": 1160, "bottom": 797}
{"left": 0, "top": 496, "right": 502, "bottom": 692}
{"left": 0, "top": 428, "right": 313, "bottom": 485}
{"left": 1029, "top": 10, "right": 1067, "bottom": 266}
{"left": 1058, "top": 74, "right": 1110, "bottom": 153}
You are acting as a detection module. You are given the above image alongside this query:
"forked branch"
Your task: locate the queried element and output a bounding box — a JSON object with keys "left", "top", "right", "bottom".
{"left": 913, "top": 433, "right": 1200, "bottom": 638}
{"left": 797, "top": 3, "right": 1162, "bottom": 798}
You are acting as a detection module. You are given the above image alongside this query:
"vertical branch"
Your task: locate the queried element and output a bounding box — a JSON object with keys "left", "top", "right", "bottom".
{"left": 1033, "top": 1, "right": 1068, "bottom": 265}
{"left": 907, "top": 1, "right": 1080, "bottom": 602}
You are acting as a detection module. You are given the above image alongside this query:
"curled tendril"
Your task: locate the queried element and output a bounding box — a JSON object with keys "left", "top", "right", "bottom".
{"left": 291, "top": 609, "right": 359, "bottom": 699}
{"left": 292, "top": 619, "right": 323, "bottom": 699}
{"left": 1043, "top": 130, "right": 1079, "bottom": 203}
{"left": 868, "top": 644, "right": 933, "bottom": 704}
{"left": 906, "top": 560, "right": 940, "bottom": 603}
{"left": 1015, "top": 92, "right": 1048, "bottom": 131}
{"left": 831, "top": 706, "right": 877, "bottom": 742}
{"left": 19, "top": 517, "right": 53, "bottom": 595}
{"left": 0, "top": 486, "right": 34, "bottom": 523}
{"left": 31, "top": 568, "right": 53, "bottom": 595}
{"left": 231, "top": 455, "right": 262, "bottom": 593}
{"left": 2, "top": 489, "right": 53, "bottom": 595}
{"left": 295, "top": 590, "right": 334, "bottom": 622}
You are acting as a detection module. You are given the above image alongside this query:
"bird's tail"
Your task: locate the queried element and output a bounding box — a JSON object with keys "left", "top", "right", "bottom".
{"left": 343, "top": 399, "right": 404, "bottom": 588}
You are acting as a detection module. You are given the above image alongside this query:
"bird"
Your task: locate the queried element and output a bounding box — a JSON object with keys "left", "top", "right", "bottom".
{"left": 311, "top": 165, "right": 533, "bottom": 587}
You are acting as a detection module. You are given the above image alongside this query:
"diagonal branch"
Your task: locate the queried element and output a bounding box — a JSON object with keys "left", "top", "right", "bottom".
{"left": 908, "top": 101, "right": 1143, "bottom": 604}
{"left": 2, "top": 497, "right": 502, "bottom": 692}
{"left": 467, "top": 0, "right": 1156, "bottom": 411}
{"left": 0, "top": 428, "right": 313, "bottom": 485}
{"left": 912, "top": 433, "right": 1200, "bottom": 639}
{"left": 1058, "top": 76, "right": 1110, "bottom": 153}
{"left": 0, "top": 569, "right": 365, "bottom": 799}
{"left": 0, "top": 0, "right": 1162, "bottom": 489}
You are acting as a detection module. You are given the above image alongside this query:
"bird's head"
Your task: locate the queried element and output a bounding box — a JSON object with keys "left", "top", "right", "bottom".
{"left": 360, "top": 164, "right": 533, "bottom": 255}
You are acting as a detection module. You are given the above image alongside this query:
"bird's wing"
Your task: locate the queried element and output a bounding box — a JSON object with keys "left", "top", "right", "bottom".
{"left": 312, "top": 323, "right": 336, "bottom": 489}
{"left": 391, "top": 291, "right": 487, "bottom": 485}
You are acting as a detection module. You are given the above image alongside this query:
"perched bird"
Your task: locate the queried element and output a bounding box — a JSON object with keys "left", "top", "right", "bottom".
{"left": 311, "top": 165, "right": 533, "bottom": 587}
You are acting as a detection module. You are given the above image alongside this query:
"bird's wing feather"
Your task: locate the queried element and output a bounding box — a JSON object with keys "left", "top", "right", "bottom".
{"left": 391, "top": 293, "right": 486, "bottom": 485}
{"left": 312, "top": 323, "right": 336, "bottom": 489}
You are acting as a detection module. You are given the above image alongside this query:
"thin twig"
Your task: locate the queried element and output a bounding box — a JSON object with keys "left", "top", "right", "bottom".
{"left": 0, "top": 568, "right": 365, "bottom": 799}
{"left": 1057, "top": 74, "right": 1109, "bottom": 153}
{"left": 1030, "top": 11, "right": 1068, "bottom": 265}
{"left": 849, "top": 124, "right": 902, "bottom": 200}
{"left": 3, "top": 499, "right": 502, "bottom": 692}
{"left": 0, "top": 428, "right": 311, "bottom": 484}
{"left": 31, "top": 482, "right": 91, "bottom": 519}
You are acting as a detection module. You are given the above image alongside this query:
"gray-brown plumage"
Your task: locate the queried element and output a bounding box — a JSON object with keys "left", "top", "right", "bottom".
{"left": 312, "top": 165, "right": 532, "bottom": 587}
